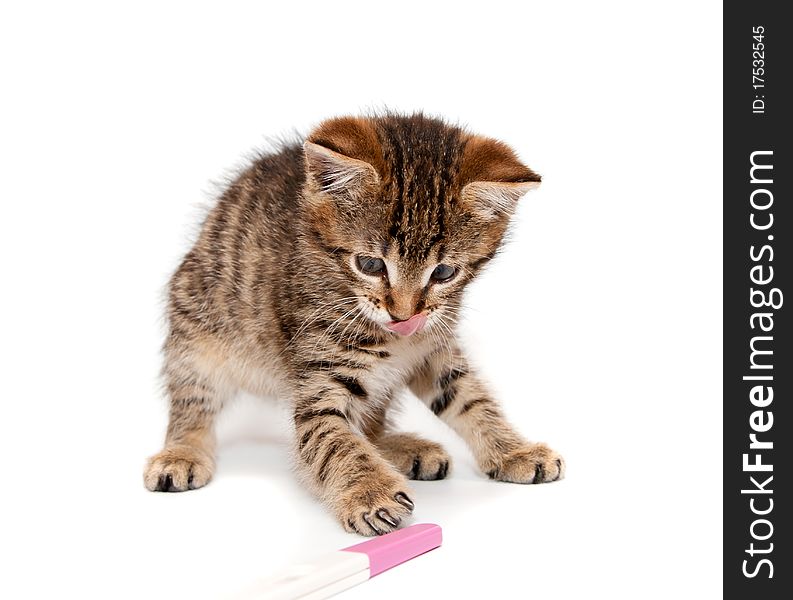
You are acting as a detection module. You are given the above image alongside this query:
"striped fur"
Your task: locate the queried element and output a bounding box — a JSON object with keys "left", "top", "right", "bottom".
{"left": 144, "top": 113, "right": 563, "bottom": 536}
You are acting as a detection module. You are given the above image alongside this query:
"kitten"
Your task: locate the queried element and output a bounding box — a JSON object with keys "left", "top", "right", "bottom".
{"left": 144, "top": 113, "right": 564, "bottom": 536}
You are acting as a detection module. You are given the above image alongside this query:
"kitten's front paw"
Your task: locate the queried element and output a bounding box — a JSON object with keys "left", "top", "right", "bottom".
{"left": 376, "top": 433, "right": 451, "bottom": 481}
{"left": 144, "top": 444, "right": 215, "bottom": 492}
{"left": 487, "top": 443, "right": 565, "bottom": 484}
{"left": 335, "top": 472, "right": 415, "bottom": 536}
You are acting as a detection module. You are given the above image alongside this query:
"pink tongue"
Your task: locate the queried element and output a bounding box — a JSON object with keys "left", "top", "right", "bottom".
{"left": 386, "top": 313, "right": 427, "bottom": 336}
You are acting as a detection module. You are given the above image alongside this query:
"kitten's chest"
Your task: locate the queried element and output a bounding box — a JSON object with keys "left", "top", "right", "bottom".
{"left": 359, "top": 335, "right": 435, "bottom": 400}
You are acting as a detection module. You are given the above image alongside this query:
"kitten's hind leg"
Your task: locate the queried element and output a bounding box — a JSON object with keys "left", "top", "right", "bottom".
{"left": 144, "top": 359, "right": 227, "bottom": 493}
{"left": 373, "top": 433, "right": 451, "bottom": 481}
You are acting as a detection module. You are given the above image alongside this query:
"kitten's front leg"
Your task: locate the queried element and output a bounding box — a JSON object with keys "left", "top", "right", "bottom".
{"left": 410, "top": 348, "right": 565, "bottom": 484}
{"left": 293, "top": 373, "right": 414, "bottom": 536}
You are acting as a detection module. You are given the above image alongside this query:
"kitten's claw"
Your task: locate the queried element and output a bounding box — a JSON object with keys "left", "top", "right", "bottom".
{"left": 337, "top": 473, "right": 414, "bottom": 536}
{"left": 376, "top": 509, "right": 400, "bottom": 528}
{"left": 362, "top": 513, "right": 383, "bottom": 535}
{"left": 394, "top": 492, "right": 414, "bottom": 510}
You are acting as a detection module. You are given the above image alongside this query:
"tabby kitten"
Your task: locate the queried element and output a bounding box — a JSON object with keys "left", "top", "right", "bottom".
{"left": 144, "top": 113, "right": 564, "bottom": 536}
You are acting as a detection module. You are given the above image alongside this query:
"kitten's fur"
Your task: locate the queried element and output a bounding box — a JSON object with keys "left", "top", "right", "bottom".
{"left": 144, "top": 113, "right": 564, "bottom": 536}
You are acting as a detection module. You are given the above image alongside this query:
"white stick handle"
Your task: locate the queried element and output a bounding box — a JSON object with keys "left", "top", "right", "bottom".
{"left": 230, "top": 551, "right": 370, "bottom": 600}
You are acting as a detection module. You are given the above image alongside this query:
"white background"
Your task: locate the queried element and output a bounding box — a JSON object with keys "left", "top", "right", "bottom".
{"left": 0, "top": 1, "right": 722, "bottom": 598}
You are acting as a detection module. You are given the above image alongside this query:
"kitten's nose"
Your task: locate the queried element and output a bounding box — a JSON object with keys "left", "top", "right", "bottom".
{"left": 386, "top": 289, "right": 421, "bottom": 322}
{"left": 387, "top": 308, "right": 421, "bottom": 322}
{"left": 387, "top": 312, "right": 410, "bottom": 322}
{"left": 385, "top": 285, "right": 423, "bottom": 321}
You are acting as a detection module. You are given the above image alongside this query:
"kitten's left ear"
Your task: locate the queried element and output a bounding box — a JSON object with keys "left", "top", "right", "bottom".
{"left": 460, "top": 135, "right": 541, "bottom": 220}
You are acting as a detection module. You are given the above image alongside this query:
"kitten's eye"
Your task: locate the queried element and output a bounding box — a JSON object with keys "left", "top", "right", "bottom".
{"left": 431, "top": 263, "right": 456, "bottom": 282}
{"left": 356, "top": 256, "right": 386, "bottom": 276}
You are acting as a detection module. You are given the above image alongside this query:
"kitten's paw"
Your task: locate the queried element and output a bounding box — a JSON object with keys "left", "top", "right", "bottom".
{"left": 336, "top": 472, "right": 415, "bottom": 536}
{"left": 487, "top": 443, "right": 565, "bottom": 484}
{"left": 144, "top": 444, "right": 215, "bottom": 492}
{"left": 376, "top": 433, "right": 451, "bottom": 481}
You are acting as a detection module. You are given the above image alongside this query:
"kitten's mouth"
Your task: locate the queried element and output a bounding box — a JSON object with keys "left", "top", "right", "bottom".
{"left": 385, "top": 313, "right": 427, "bottom": 336}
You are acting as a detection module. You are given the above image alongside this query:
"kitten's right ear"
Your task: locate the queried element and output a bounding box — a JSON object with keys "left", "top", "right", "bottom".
{"left": 304, "top": 117, "right": 384, "bottom": 198}
{"left": 303, "top": 141, "right": 380, "bottom": 196}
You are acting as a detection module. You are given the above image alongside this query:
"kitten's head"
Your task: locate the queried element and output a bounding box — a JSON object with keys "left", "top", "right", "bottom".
{"left": 302, "top": 113, "right": 540, "bottom": 337}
